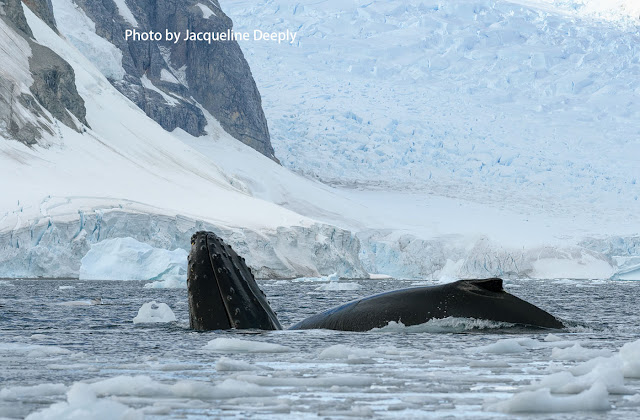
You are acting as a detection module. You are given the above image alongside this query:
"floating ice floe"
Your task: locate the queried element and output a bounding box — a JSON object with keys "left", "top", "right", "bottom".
{"left": 318, "top": 344, "right": 377, "bottom": 364}
{"left": 485, "top": 338, "right": 640, "bottom": 413}
{"left": 132, "top": 301, "right": 176, "bottom": 324}
{"left": 215, "top": 357, "right": 268, "bottom": 372}
{"left": 486, "top": 382, "right": 611, "bottom": 413}
{"left": 85, "top": 375, "right": 273, "bottom": 399}
{"left": 472, "top": 338, "right": 541, "bottom": 354}
{"left": 204, "top": 338, "right": 293, "bottom": 353}
{"left": 551, "top": 344, "right": 612, "bottom": 361}
{"left": 0, "top": 342, "right": 73, "bottom": 358}
{"left": 25, "top": 383, "right": 141, "bottom": 420}
{"left": 59, "top": 298, "right": 102, "bottom": 306}
{"left": 0, "top": 383, "right": 67, "bottom": 400}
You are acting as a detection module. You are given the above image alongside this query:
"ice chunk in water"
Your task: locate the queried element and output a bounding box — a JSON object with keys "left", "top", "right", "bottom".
{"left": 132, "top": 301, "right": 176, "bottom": 324}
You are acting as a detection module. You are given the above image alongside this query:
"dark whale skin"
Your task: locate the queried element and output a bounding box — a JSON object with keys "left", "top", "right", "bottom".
{"left": 187, "top": 231, "right": 563, "bottom": 332}
{"left": 288, "top": 278, "right": 564, "bottom": 331}
{"left": 187, "top": 231, "right": 282, "bottom": 331}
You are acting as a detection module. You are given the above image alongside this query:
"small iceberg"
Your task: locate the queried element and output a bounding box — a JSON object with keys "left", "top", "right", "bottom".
{"left": 132, "top": 301, "right": 176, "bottom": 324}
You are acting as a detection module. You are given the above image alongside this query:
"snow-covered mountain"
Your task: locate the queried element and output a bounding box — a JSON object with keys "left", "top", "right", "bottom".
{"left": 0, "top": 0, "right": 366, "bottom": 279}
{"left": 1, "top": 0, "right": 638, "bottom": 281}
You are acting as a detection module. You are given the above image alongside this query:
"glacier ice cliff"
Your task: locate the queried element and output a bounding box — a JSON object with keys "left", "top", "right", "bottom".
{"left": 0, "top": 211, "right": 367, "bottom": 279}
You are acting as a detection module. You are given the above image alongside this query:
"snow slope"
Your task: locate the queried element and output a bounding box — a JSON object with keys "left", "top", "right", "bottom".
{"left": 0, "top": 3, "right": 366, "bottom": 279}
{"left": 221, "top": 0, "right": 639, "bottom": 225}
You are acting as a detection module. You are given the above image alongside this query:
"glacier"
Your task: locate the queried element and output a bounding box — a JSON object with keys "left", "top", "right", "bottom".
{"left": 1, "top": 0, "right": 639, "bottom": 281}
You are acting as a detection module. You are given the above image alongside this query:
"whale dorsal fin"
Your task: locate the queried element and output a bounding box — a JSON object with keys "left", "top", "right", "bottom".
{"left": 469, "top": 278, "right": 503, "bottom": 293}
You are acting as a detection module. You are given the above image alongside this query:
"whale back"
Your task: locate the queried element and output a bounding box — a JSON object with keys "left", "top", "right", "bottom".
{"left": 187, "top": 231, "right": 282, "bottom": 330}
{"left": 289, "top": 278, "right": 564, "bottom": 331}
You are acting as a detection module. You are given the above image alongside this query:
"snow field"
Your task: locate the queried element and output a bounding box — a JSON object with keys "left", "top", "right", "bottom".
{"left": 222, "top": 0, "right": 640, "bottom": 222}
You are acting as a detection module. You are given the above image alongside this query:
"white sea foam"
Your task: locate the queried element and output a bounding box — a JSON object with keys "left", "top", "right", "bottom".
{"left": 372, "top": 317, "right": 517, "bottom": 333}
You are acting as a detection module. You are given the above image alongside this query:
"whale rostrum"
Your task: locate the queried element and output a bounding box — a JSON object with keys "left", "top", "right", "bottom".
{"left": 187, "top": 231, "right": 564, "bottom": 331}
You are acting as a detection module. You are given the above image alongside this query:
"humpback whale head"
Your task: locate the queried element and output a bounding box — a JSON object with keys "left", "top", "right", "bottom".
{"left": 187, "top": 231, "right": 282, "bottom": 331}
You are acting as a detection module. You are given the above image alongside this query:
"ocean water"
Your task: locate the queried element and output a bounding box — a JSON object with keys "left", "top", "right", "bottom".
{"left": 1, "top": 278, "right": 639, "bottom": 418}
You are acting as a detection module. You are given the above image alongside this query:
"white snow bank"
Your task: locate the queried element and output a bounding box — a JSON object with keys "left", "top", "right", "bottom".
{"left": 0, "top": 280, "right": 14, "bottom": 287}
{"left": 25, "top": 382, "right": 141, "bottom": 420}
{"left": 132, "top": 301, "right": 176, "bottom": 324}
{"left": 204, "top": 338, "right": 293, "bottom": 353}
{"left": 486, "top": 382, "right": 610, "bottom": 413}
{"left": 79, "top": 237, "right": 187, "bottom": 283}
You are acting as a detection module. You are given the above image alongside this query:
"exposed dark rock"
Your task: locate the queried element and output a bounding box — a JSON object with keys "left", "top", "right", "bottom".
{"left": 22, "top": 0, "right": 57, "bottom": 32}
{"left": 2, "top": 0, "right": 33, "bottom": 37}
{"left": 0, "top": 75, "right": 52, "bottom": 145}
{"left": 69, "top": 0, "right": 276, "bottom": 160}
{"left": 29, "top": 41, "right": 88, "bottom": 131}
{"left": 0, "top": 0, "right": 87, "bottom": 145}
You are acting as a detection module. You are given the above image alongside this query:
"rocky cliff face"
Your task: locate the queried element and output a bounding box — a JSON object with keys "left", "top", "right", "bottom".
{"left": 0, "top": 0, "right": 86, "bottom": 146}
{"left": 66, "top": 0, "right": 276, "bottom": 160}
